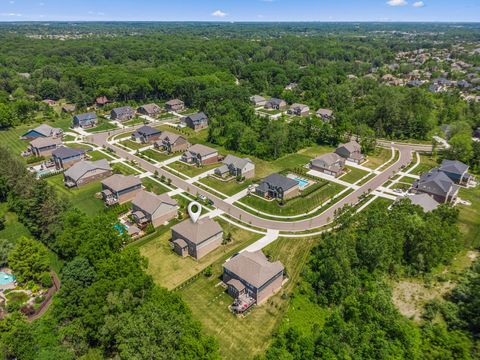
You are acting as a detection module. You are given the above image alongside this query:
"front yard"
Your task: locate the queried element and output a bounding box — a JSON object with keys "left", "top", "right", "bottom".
{"left": 340, "top": 166, "right": 370, "bottom": 184}
{"left": 198, "top": 176, "right": 253, "bottom": 197}
{"left": 166, "top": 161, "right": 220, "bottom": 178}
{"left": 118, "top": 139, "right": 147, "bottom": 151}
{"left": 140, "top": 149, "right": 178, "bottom": 163}
{"left": 142, "top": 177, "right": 170, "bottom": 195}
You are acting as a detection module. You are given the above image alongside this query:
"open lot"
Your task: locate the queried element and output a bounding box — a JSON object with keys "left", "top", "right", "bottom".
{"left": 141, "top": 148, "right": 178, "bottom": 163}
{"left": 340, "top": 166, "right": 370, "bottom": 184}
{"left": 457, "top": 186, "right": 480, "bottom": 248}
{"left": 198, "top": 176, "right": 253, "bottom": 197}
{"left": 112, "top": 162, "right": 142, "bottom": 176}
{"left": 142, "top": 177, "right": 170, "bottom": 195}
{"left": 410, "top": 154, "right": 438, "bottom": 175}
{"left": 87, "top": 150, "right": 116, "bottom": 161}
{"left": 139, "top": 219, "right": 262, "bottom": 290}
{"left": 363, "top": 147, "right": 392, "bottom": 169}
{"left": 119, "top": 139, "right": 147, "bottom": 151}
{"left": 45, "top": 173, "right": 104, "bottom": 216}
{"left": 167, "top": 161, "right": 220, "bottom": 178}
{"left": 179, "top": 235, "right": 320, "bottom": 360}
{"left": 85, "top": 119, "right": 118, "bottom": 133}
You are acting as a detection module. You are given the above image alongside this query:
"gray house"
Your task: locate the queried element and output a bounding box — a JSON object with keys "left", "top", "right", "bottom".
{"left": 131, "top": 190, "right": 178, "bottom": 228}
{"left": 223, "top": 250, "right": 284, "bottom": 308}
{"left": 214, "top": 154, "right": 255, "bottom": 179}
{"left": 412, "top": 169, "right": 459, "bottom": 204}
{"left": 63, "top": 159, "right": 112, "bottom": 188}
{"left": 171, "top": 218, "right": 223, "bottom": 260}
{"left": 28, "top": 137, "right": 62, "bottom": 157}
{"left": 101, "top": 174, "right": 142, "bottom": 206}
{"left": 131, "top": 126, "right": 162, "bottom": 144}
{"left": 137, "top": 103, "right": 161, "bottom": 117}
{"left": 183, "top": 112, "right": 209, "bottom": 131}
{"left": 403, "top": 193, "right": 440, "bottom": 212}
{"left": 22, "top": 124, "right": 63, "bottom": 139}
{"left": 73, "top": 113, "right": 97, "bottom": 128}
{"left": 255, "top": 173, "right": 299, "bottom": 200}
{"left": 335, "top": 140, "right": 365, "bottom": 164}
{"left": 111, "top": 106, "right": 135, "bottom": 122}
{"left": 310, "top": 152, "right": 346, "bottom": 177}
{"left": 51, "top": 147, "right": 87, "bottom": 169}
{"left": 288, "top": 103, "right": 310, "bottom": 117}
{"left": 264, "top": 98, "right": 287, "bottom": 111}
{"left": 439, "top": 160, "right": 470, "bottom": 185}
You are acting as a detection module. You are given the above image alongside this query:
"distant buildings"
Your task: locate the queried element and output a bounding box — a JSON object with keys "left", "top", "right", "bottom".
{"left": 182, "top": 112, "right": 209, "bottom": 131}
{"left": 165, "top": 99, "right": 185, "bottom": 112}
{"left": 316, "top": 108, "right": 334, "bottom": 121}
{"left": 111, "top": 106, "right": 135, "bottom": 122}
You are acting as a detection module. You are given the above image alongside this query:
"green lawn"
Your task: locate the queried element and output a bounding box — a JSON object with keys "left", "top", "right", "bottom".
{"left": 85, "top": 120, "right": 118, "bottom": 133}
{"left": 87, "top": 150, "right": 116, "bottom": 161}
{"left": 198, "top": 176, "right": 253, "bottom": 197}
{"left": 364, "top": 147, "right": 393, "bottom": 170}
{"left": 112, "top": 163, "right": 142, "bottom": 176}
{"left": 179, "top": 235, "right": 321, "bottom": 360}
{"left": 119, "top": 139, "right": 146, "bottom": 151}
{"left": 122, "top": 117, "right": 146, "bottom": 126}
{"left": 457, "top": 186, "right": 480, "bottom": 248}
{"left": 340, "top": 166, "right": 370, "bottom": 184}
{"left": 296, "top": 144, "right": 336, "bottom": 158}
{"left": 238, "top": 182, "right": 345, "bottom": 216}
{"left": 411, "top": 154, "right": 439, "bottom": 175}
{"left": 0, "top": 203, "right": 31, "bottom": 245}
{"left": 45, "top": 174, "right": 105, "bottom": 216}
{"left": 68, "top": 143, "right": 94, "bottom": 151}
{"left": 140, "top": 219, "right": 262, "bottom": 290}
{"left": 167, "top": 161, "right": 220, "bottom": 178}
{"left": 141, "top": 149, "right": 178, "bottom": 163}
{"left": 142, "top": 177, "right": 170, "bottom": 195}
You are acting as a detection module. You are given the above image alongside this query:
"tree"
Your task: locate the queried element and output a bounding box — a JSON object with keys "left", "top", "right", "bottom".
{"left": 0, "top": 238, "right": 13, "bottom": 267}
{"left": 8, "top": 237, "right": 49, "bottom": 284}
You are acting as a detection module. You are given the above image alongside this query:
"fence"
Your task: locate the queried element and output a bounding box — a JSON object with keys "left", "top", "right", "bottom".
{"left": 27, "top": 272, "right": 60, "bottom": 322}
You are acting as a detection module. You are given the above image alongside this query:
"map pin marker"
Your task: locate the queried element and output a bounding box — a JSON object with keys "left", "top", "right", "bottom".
{"left": 188, "top": 201, "right": 202, "bottom": 223}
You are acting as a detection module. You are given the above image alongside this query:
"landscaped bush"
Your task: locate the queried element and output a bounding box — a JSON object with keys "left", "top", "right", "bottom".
{"left": 40, "top": 272, "right": 52, "bottom": 288}
{"left": 26, "top": 156, "right": 45, "bottom": 164}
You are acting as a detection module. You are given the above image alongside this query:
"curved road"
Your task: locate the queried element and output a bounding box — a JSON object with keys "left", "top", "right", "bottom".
{"left": 88, "top": 128, "right": 426, "bottom": 232}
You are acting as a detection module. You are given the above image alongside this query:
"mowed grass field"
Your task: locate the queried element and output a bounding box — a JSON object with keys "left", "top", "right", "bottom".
{"left": 0, "top": 203, "right": 31, "bottom": 245}
{"left": 198, "top": 176, "right": 253, "bottom": 197}
{"left": 410, "top": 154, "right": 439, "bottom": 175}
{"left": 363, "top": 147, "right": 393, "bottom": 169}
{"left": 142, "top": 177, "right": 170, "bottom": 195}
{"left": 167, "top": 161, "right": 221, "bottom": 178}
{"left": 139, "top": 219, "right": 262, "bottom": 290}
{"left": 179, "top": 236, "right": 321, "bottom": 360}
{"left": 45, "top": 174, "right": 105, "bottom": 216}
{"left": 457, "top": 186, "right": 480, "bottom": 248}
{"left": 340, "top": 166, "right": 370, "bottom": 184}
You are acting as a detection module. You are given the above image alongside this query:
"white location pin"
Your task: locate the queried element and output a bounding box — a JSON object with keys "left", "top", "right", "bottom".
{"left": 187, "top": 201, "right": 202, "bottom": 223}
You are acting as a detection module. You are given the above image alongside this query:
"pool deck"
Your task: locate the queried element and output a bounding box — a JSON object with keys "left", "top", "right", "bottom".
{"left": 0, "top": 268, "right": 16, "bottom": 291}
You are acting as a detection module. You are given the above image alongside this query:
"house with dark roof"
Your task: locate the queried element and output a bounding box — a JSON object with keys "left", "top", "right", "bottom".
{"left": 439, "top": 159, "right": 470, "bottom": 185}
{"left": 154, "top": 131, "right": 190, "bottom": 154}
{"left": 131, "top": 126, "right": 162, "bottom": 144}
{"left": 165, "top": 99, "right": 185, "bottom": 112}
{"left": 111, "top": 106, "right": 135, "bottom": 122}
{"left": 137, "top": 103, "right": 161, "bottom": 117}
{"left": 181, "top": 144, "right": 218, "bottom": 166}
{"left": 73, "top": 113, "right": 97, "bottom": 129}
{"left": 171, "top": 218, "right": 223, "bottom": 260}
{"left": 21, "top": 124, "right": 63, "bottom": 140}
{"left": 183, "top": 112, "right": 209, "bottom": 131}
{"left": 316, "top": 108, "right": 334, "bottom": 121}
{"left": 255, "top": 173, "right": 299, "bottom": 200}
{"left": 223, "top": 250, "right": 284, "bottom": 307}
{"left": 250, "top": 95, "right": 266, "bottom": 107}
{"left": 63, "top": 159, "right": 112, "bottom": 188}
{"left": 264, "top": 98, "right": 287, "bottom": 111}
{"left": 51, "top": 147, "right": 87, "bottom": 169}
{"left": 412, "top": 169, "right": 459, "bottom": 204}
{"left": 131, "top": 190, "right": 178, "bottom": 228}
{"left": 288, "top": 103, "right": 310, "bottom": 117}
{"left": 101, "top": 174, "right": 142, "bottom": 206}
{"left": 310, "top": 152, "right": 346, "bottom": 177}
{"left": 335, "top": 140, "right": 365, "bottom": 164}
{"left": 28, "top": 137, "right": 62, "bottom": 157}
{"left": 214, "top": 154, "right": 255, "bottom": 179}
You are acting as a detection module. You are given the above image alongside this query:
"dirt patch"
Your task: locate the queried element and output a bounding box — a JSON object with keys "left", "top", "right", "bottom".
{"left": 392, "top": 280, "right": 454, "bottom": 321}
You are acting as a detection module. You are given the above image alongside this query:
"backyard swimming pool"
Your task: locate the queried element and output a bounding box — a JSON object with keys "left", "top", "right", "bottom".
{"left": 114, "top": 223, "right": 127, "bottom": 235}
{"left": 0, "top": 272, "right": 15, "bottom": 286}
{"left": 295, "top": 178, "right": 309, "bottom": 188}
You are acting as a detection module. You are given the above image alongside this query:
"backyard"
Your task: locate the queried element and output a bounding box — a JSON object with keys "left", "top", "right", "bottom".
{"left": 142, "top": 177, "right": 170, "bottom": 195}
{"left": 138, "top": 219, "right": 262, "bottom": 290}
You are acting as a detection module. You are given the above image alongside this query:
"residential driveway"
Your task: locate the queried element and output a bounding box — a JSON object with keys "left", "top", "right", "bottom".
{"left": 88, "top": 131, "right": 418, "bottom": 232}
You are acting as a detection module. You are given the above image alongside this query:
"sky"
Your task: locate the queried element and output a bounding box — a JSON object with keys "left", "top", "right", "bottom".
{"left": 0, "top": 0, "right": 479, "bottom": 22}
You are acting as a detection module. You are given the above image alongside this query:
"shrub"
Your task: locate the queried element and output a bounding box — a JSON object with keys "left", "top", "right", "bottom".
{"left": 40, "top": 272, "right": 53, "bottom": 288}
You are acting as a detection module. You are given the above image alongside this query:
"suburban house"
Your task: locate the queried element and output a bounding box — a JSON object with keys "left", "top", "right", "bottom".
{"left": 111, "top": 106, "right": 135, "bottom": 122}
{"left": 412, "top": 169, "right": 459, "bottom": 204}
{"left": 250, "top": 95, "right": 266, "bottom": 107}
{"left": 95, "top": 96, "right": 109, "bottom": 107}
{"left": 181, "top": 144, "right": 218, "bottom": 166}
{"left": 288, "top": 103, "right": 310, "bottom": 117}
{"left": 223, "top": 250, "right": 284, "bottom": 309}
{"left": 165, "top": 99, "right": 185, "bottom": 112}
{"left": 403, "top": 193, "right": 440, "bottom": 212}
{"left": 28, "top": 137, "right": 62, "bottom": 157}
{"left": 73, "top": 113, "right": 97, "bottom": 129}
{"left": 21, "top": 124, "right": 63, "bottom": 140}
{"left": 131, "top": 190, "right": 178, "bottom": 228}
{"left": 214, "top": 154, "right": 255, "bottom": 179}
{"left": 309, "top": 152, "right": 346, "bottom": 177}
{"left": 154, "top": 132, "right": 190, "bottom": 153}
{"left": 101, "top": 174, "right": 142, "bottom": 206}
{"left": 61, "top": 104, "right": 76, "bottom": 113}
{"left": 51, "top": 147, "right": 87, "bottom": 169}
{"left": 137, "top": 103, "right": 161, "bottom": 117}
{"left": 183, "top": 112, "right": 209, "bottom": 131}
{"left": 335, "top": 140, "right": 365, "bottom": 164}
{"left": 264, "top": 98, "right": 287, "bottom": 111}
{"left": 255, "top": 173, "right": 299, "bottom": 200}
{"left": 316, "top": 108, "right": 334, "bottom": 121}
{"left": 171, "top": 218, "right": 223, "bottom": 260}
{"left": 63, "top": 159, "right": 112, "bottom": 188}
{"left": 131, "top": 126, "right": 162, "bottom": 144}
{"left": 438, "top": 159, "right": 471, "bottom": 185}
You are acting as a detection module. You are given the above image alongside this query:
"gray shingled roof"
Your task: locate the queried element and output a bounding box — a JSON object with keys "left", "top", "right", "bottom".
{"left": 112, "top": 106, "right": 134, "bottom": 117}
{"left": 404, "top": 193, "right": 440, "bottom": 212}
{"left": 101, "top": 174, "right": 141, "bottom": 192}
{"left": 311, "top": 152, "right": 343, "bottom": 167}
{"left": 52, "top": 146, "right": 86, "bottom": 159}
{"left": 64, "top": 159, "right": 111, "bottom": 182}
{"left": 250, "top": 95, "right": 265, "bottom": 103}
{"left": 133, "top": 126, "right": 161, "bottom": 137}
{"left": 186, "top": 143, "right": 218, "bottom": 157}
{"left": 223, "top": 250, "right": 284, "bottom": 288}
{"left": 172, "top": 218, "right": 223, "bottom": 245}
{"left": 222, "top": 154, "right": 252, "bottom": 171}
{"left": 186, "top": 112, "right": 208, "bottom": 124}
{"left": 337, "top": 140, "right": 361, "bottom": 154}
{"left": 74, "top": 112, "right": 97, "bottom": 121}
{"left": 260, "top": 173, "right": 298, "bottom": 192}
{"left": 29, "top": 137, "right": 62, "bottom": 148}
{"left": 413, "top": 169, "right": 457, "bottom": 197}
{"left": 132, "top": 190, "right": 177, "bottom": 216}
{"left": 138, "top": 103, "right": 160, "bottom": 114}
{"left": 266, "top": 98, "right": 285, "bottom": 106}
{"left": 439, "top": 159, "right": 469, "bottom": 176}
{"left": 29, "top": 124, "right": 62, "bottom": 137}
{"left": 316, "top": 108, "right": 333, "bottom": 117}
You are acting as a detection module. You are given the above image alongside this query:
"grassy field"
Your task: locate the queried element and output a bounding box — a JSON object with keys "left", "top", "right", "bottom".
{"left": 141, "top": 149, "right": 177, "bottom": 163}
{"left": 410, "top": 154, "right": 438, "bottom": 175}
{"left": 179, "top": 235, "right": 321, "bottom": 360}
{"left": 112, "top": 162, "right": 142, "bottom": 175}
{"left": 119, "top": 139, "right": 146, "bottom": 151}
{"left": 239, "top": 182, "right": 345, "bottom": 216}
{"left": 167, "top": 161, "right": 220, "bottom": 178}
{"left": 139, "top": 219, "right": 262, "bottom": 290}
{"left": 87, "top": 150, "right": 116, "bottom": 161}
{"left": 0, "top": 203, "right": 31, "bottom": 244}
{"left": 198, "top": 176, "right": 253, "bottom": 197}
{"left": 122, "top": 117, "right": 145, "bottom": 126}
{"left": 340, "top": 166, "right": 370, "bottom": 184}
{"left": 457, "top": 186, "right": 480, "bottom": 248}
{"left": 364, "top": 147, "right": 392, "bottom": 169}
{"left": 85, "top": 119, "right": 118, "bottom": 133}
{"left": 142, "top": 177, "right": 170, "bottom": 195}
{"left": 45, "top": 174, "right": 104, "bottom": 216}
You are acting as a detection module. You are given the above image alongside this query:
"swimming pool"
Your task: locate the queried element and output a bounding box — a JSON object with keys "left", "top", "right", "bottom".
{"left": 114, "top": 223, "right": 127, "bottom": 235}
{"left": 0, "top": 272, "right": 15, "bottom": 286}
{"left": 294, "top": 178, "right": 309, "bottom": 187}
